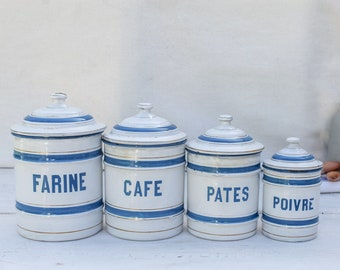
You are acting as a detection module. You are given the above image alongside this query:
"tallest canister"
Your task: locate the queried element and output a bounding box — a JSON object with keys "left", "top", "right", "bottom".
{"left": 11, "top": 93, "right": 106, "bottom": 241}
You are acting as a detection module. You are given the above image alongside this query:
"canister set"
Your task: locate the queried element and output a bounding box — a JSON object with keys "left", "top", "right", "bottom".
{"left": 11, "top": 93, "right": 323, "bottom": 242}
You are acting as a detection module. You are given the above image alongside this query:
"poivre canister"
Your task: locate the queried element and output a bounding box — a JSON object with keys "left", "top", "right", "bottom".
{"left": 261, "top": 137, "right": 323, "bottom": 242}
{"left": 102, "top": 103, "right": 186, "bottom": 240}
{"left": 186, "top": 114, "right": 264, "bottom": 240}
{"left": 11, "top": 93, "right": 106, "bottom": 241}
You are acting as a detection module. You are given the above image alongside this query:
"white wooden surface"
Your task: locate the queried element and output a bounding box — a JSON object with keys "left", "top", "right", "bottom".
{"left": 1, "top": 168, "right": 340, "bottom": 270}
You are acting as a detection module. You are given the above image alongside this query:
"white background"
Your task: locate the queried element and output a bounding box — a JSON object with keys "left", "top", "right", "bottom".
{"left": 1, "top": 0, "right": 339, "bottom": 167}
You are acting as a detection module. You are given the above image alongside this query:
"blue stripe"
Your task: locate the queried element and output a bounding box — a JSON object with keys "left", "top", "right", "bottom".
{"left": 262, "top": 164, "right": 322, "bottom": 174}
{"left": 105, "top": 204, "right": 184, "bottom": 218}
{"left": 16, "top": 199, "right": 103, "bottom": 215}
{"left": 263, "top": 174, "right": 321, "bottom": 186}
{"left": 187, "top": 210, "right": 258, "bottom": 224}
{"left": 198, "top": 135, "right": 253, "bottom": 143}
{"left": 104, "top": 155, "right": 185, "bottom": 168}
{"left": 102, "top": 138, "right": 187, "bottom": 148}
{"left": 186, "top": 148, "right": 259, "bottom": 157}
{"left": 262, "top": 213, "right": 319, "bottom": 226}
{"left": 24, "top": 114, "right": 93, "bottom": 123}
{"left": 11, "top": 131, "right": 103, "bottom": 140}
{"left": 187, "top": 162, "right": 260, "bottom": 173}
{"left": 114, "top": 124, "right": 177, "bottom": 133}
{"left": 14, "top": 149, "right": 102, "bottom": 162}
{"left": 272, "top": 153, "right": 315, "bottom": 162}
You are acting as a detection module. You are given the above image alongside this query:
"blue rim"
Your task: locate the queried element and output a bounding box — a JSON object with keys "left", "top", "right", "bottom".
{"left": 11, "top": 131, "right": 103, "bottom": 140}
{"left": 187, "top": 211, "right": 258, "bottom": 224}
{"left": 198, "top": 135, "right": 253, "bottom": 143}
{"left": 114, "top": 124, "right": 177, "bottom": 133}
{"left": 102, "top": 138, "right": 187, "bottom": 148}
{"left": 262, "top": 213, "right": 319, "bottom": 226}
{"left": 187, "top": 162, "right": 260, "bottom": 173}
{"left": 186, "top": 148, "right": 259, "bottom": 157}
{"left": 24, "top": 114, "right": 93, "bottom": 123}
{"left": 262, "top": 164, "right": 322, "bottom": 174}
{"left": 16, "top": 199, "right": 103, "bottom": 215}
{"left": 105, "top": 204, "right": 184, "bottom": 219}
{"left": 14, "top": 149, "right": 102, "bottom": 163}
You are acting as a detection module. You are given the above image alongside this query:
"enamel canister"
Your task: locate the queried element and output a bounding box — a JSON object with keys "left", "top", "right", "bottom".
{"left": 186, "top": 114, "right": 264, "bottom": 240}
{"left": 102, "top": 103, "right": 187, "bottom": 240}
{"left": 261, "top": 137, "right": 323, "bottom": 242}
{"left": 11, "top": 93, "right": 106, "bottom": 241}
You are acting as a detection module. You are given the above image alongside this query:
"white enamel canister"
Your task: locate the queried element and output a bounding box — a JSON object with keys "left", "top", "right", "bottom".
{"left": 186, "top": 115, "right": 264, "bottom": 240}
{"left": 102, "top": 103, "right": 186, "bottom": 240}
{"left": 11, "top": 93, "right": 106, "bottom": 241}
{"left": 261, "top": 137, "right": 323, "bottom": 242}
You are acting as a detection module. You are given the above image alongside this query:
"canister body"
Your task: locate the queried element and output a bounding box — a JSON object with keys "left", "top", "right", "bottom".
{"left": 103, "top": 142, "right": 185, "bottom": 240}
{"left": 187, "top": 151, "right": 261, "bottom": 240}
{"left": 13, "top": 134, "right": 103, "bottom": 241}
{"left": 262, "top": 170, "right": 321, "bottom": 242}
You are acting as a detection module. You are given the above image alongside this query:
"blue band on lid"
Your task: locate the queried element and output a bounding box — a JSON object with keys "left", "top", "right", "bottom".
{"left": 102, "top": 138, "right": 187, "bottom": 148}
{"left": 198, "top": 135, "right": 253, "bottom": 143}
{"left": 24, "top": 114, "right": 93, "bottom": 123}
{"left": 272, "top": 153, "right": 315, "bottom": 162}
{"left": 114, "top": 124, "right": 177, "bottom": 133}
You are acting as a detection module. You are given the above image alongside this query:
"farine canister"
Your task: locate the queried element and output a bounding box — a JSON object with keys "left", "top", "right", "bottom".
{"left": 186, "top": 114, "right": 264, "bottom": 240}
{"left": 11, "top": 93, "right": 106, "bottom": 241}
{"left": 261, "top": 137, "right": 323, "bottom": 242}
{"left": 102, "top": 103, "right": 186, "bottom": 240}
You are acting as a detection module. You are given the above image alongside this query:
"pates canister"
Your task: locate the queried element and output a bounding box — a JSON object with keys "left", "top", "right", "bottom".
{"left": 102, "top": 103, "right": 187, "bottom": 241}
{"left": 11, "top": 93, "right": 106, "bottom": 241}
{"left": 261, "top": 137, "right": 323, "bottom": 242}
{"left": 186, "top": 114, "right": 264, "bottom": 240}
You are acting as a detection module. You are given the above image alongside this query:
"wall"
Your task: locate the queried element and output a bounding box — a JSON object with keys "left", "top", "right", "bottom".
{"left": 1, "top": 0, "right": 339, "bottom": 166}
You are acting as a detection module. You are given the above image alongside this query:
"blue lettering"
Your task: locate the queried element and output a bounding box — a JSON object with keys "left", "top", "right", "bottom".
{"left": 134, "top": 181, "right": 143, "bottom": 196}
{"left": 242, "top": 186, "right": 249, "bottom": 201}
{"left": 79, "top": 172, "right": 86, "bottom": 191}
{"left": 302, "top": 199, "right": 308, "bottom": 211}
{"left": 33, "top": 174, "right": 40, "bottom": 192}
{"left": 214, "top": 188, "right": 222, "bottom": 202}
{"left": 273, "top": 196, "right": 280, "bottom": 208}
{"left": 124, "top": 180, "right": 132, "bottom": 196}
{"left": 234, "top": 187, "right": 241, "bottom": 202}
{"left": 52, "top": 175, "right": 61, "bottom": 193}
{"left": 207, "top": 186, "right": 214, "bottom": 201}
{"left": 273, "top": 196, "right": 315, "bottom": 211}
{"left": 309, "top": 198, "right": 314, "bottom": 210}
{"left": 41, "top": 175, "right": 50, "bottom": 193}
{"left": 144, "top": 181, "right": 152, "bottom": 197}
{"left": 69, "top": 174, "right": 78, "bottom": 192}
{"left": 223, "top": 187, "right": 232, "bottom": 202}
{"left": 154, "top": 180, "right": 162, "bottom": 196}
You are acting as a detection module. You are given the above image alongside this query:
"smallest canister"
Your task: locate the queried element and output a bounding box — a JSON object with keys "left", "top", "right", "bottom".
{"left": 261, "top": 137, "right": 323, "bottom": 242}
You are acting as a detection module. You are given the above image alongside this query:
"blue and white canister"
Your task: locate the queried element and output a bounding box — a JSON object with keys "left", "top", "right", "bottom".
{"left": 261, "top": 137, "right": 323, "bottom": 242}
{"left": 186, "top": 114, "right": 264, "bottom": 240}
{"left": 102, "top": 103, "right": 187, "bottom": 240}
{"left": 11, "top": 93, "right": 106, "bottom": 241}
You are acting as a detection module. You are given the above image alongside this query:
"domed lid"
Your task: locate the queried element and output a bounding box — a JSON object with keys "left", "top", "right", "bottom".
{"left": 103, "top": 103, "right": 186, "bottom": 145}
{"left": 262, "top": 137, "right": 323, "bottom": 171}
{"left": 186, "top": 114, "right": 264, "bottom": 155}
{"left": 11, "top": 93, "right": 106, "bottom": 137}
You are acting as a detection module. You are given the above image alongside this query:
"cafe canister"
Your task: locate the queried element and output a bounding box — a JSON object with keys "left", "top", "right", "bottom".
{"left": 102, "top": 103, "right": 187, "bottom": 240}
{"left": 11, "top": 93, "right": 106, "bottom": 241}
{"left": 261, "top": 137, "right": 323, "bottom": 242}
{"left": 186, "top": 114, "right": 264, "bottom": 240}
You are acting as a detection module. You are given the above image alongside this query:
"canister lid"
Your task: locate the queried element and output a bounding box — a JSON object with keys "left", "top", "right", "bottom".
{"left": 262, "top": 137, "right": 323, "bottom": 171}
{"left": 103, "top": 103, "right": 187, "bottom": 145}
{"left": 186, "top": 114, "right": 264, "bottom": 155}
{"left": 11, "top": 93, "right": 106, "bottom": 137}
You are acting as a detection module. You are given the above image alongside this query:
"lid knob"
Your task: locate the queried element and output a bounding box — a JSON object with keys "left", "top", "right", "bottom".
{"left": 48, "top": 92, "right": 68, "bottom": 108}
{"left": 137, "top": 102, "right": 154, "bottom": 118}
{"left": 286, "top": 137, "right": 301, "bottom": 149}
